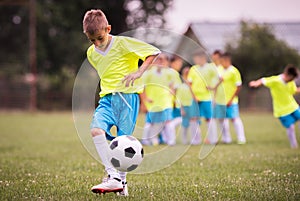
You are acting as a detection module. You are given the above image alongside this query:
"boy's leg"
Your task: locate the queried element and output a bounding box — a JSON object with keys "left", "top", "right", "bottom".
{"left": 207, "top": 118, "right": 218, "bottom": 144}
{"left": 214, "top": 104, "right": 230, "bottom": 143}
{"left": 91, "top": 129, "right": 120, "bottom": 179}
{"left": 219, "top": 119, "right": 232, "bottom": 143}
{"left": 232, "top": 117, "right": 246, "bottom": 144}
{"left": 117, "top": 171, "right": 128, "bottom": 196}
{"left": 190, "top": 119, "right": 201, "bottom": 145}
{"left": 287, "top": 124, "right": 298, "bottom": 148}
{"left": 169, "top": 117, "right": 183, "bottom": 129}
{"left": 222, "top": 119, "right": 231, "bottom": 139}
{"left": 164, "top": 117, "right": 182, "bottom": 145}
{"left": 181, "top": 127, "right": 188, "bottom": 144}
{"left": 202, "top": 101, "right": 217, "bottom": 144}
{"left": 91, "top": 128, "right": 123, "bottom": 194}
{"left": 181, "top": 114, "right": 190, "bottom": 144}
{"left": 279, "top": 110, "right": 299, "bottom": 148}
{"left": 229, "top": 104, "right": 246, "bottom": 144}
{"left": 90, "top": 96, "right": 120, "bottom": 180}
{"left": 164, "top": 122, "right": 176, "bottom": 145}
{"left": 148, "top": 123, "right": 164, "bottom": 145}
{"left": 142, "top": 122, "right": 151, "bottom": 145}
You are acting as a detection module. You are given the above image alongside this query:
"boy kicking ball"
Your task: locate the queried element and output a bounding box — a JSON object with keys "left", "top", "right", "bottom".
{"left": 249, "top": 64, "right": 300, "bottom": 148}
{"left": 82, "top": 9, "right": 160, "bottom": 195}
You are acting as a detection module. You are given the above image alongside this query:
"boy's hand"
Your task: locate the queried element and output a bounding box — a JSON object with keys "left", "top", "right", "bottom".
{"left": 249, "top": 80, "right": 262, "bottom": 88}
{"left": 226, "top": 100, "right": 232, "bottom": 107}
{"left": 122, "top": 71, "right": 142, "bottom": 87}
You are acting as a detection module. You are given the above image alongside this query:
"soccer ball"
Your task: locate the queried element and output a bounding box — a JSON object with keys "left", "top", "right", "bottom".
{"left": 109, "top": 135, "right": 144, "bottom": 172}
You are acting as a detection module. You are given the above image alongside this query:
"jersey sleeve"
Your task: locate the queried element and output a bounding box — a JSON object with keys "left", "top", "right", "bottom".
{"left": 86, "top": 45, "right": 97, "bottom": 68}
{"left": 187, "top": 66, "right": 195, "bottom": 83}
{"left": 120, "top": 36, "right": 161, "bottom": 61}
{"left": 170, "top": 69, "right": 182, "bottom": 89}
{"left": 289, "top": 81, "right": 297, "bottom": 95}
{"left": 262, "top": 76, "right": 276, "bottom": 88}
{"left": 233, "top": 68, "right": 242, "bottom": 86}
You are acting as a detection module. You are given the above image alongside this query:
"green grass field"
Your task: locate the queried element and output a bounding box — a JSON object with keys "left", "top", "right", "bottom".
{"left": 0, "top": 112, "right": 299, "bottom": 200}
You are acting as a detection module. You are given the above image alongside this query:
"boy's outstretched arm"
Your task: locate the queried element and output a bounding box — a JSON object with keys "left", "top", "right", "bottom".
{"left": 123, "top": 54, "right": 159, "bottom": 87}
{"left": 249, "top": 79, "right": 263, "bottom": 88}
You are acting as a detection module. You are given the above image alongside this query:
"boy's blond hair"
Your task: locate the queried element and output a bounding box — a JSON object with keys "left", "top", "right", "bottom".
{"left": 83, "top": 9, "right": 108, "bottom": 35}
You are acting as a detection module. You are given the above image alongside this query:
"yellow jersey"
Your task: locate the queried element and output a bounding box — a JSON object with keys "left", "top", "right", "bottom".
{"left": 87, "top": 35, "right": 160, "bottom": 97}
{"left": 215, "top": 65, "right": 242, "bottom": 105}
{"left": 187, "top": 63, "right": 218, "bottom": 101}
{"left": 176, "top": 83, "right": 194, "bottom": 107}
{"left": 263, "top": 75, "right": 299, "bottom": 117}
{"left": 142, "top": 66, "right": 177, "bottom": 112}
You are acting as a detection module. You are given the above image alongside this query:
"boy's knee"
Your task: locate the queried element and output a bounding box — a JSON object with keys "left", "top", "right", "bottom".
{"left": 91, "top": 128, "right": 105, "bottom": 137}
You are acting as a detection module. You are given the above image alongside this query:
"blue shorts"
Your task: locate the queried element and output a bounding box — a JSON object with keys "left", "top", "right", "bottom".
{"left": 279, "top": 108, "right": 300, "bottom": 128}
{"left": 182, "top": 100, "right": 200, "bottom": 128}
{"left": 172, "top": 107, "right": 181, "bottom": 118}
{"left": 146, "top": 108, "right": 173, "bottom": 123}
{"left": 214, "top": 104, "right": 239, "bottom": 119}
{"left": 198, "top": 101, "right": 213, "bottom": 119}
{"left": 90, "top": 93, "right": 139, "bottom": 141}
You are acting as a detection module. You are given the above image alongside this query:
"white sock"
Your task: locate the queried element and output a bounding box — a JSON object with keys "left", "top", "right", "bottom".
{"left": 170, "top": 117, "right": 182, "bottom": 128}
{"left": 119, "top": 171, "right": 127, "bottom": 183}
{"left": 93, "top": 135, "right": 119, "bottom": 179}
{"left": 223, "top": 119, "right": 231, "bottom": 138}
{"left": 148, "top": 123, "right": 164, "bottom": 145}
{"left": 219, "top": 119, "right": 232, "bottom": 143}
{"left": 287, "top": 125, "right": 298, "bottom": 148}
{"left": 190, "top": 120, "right": 201, "bottom": 144}
{"left": 181, "top": 127, "right": 188, "bottom": 144}
{"left": 233, "top": 117, "right": 246, "bottom": 142}
{"left": 142, "top": 122, "right": 151, "bottom": 145}
{"left": 207, "top": 119, "right": 218, "bottom": 144}
{"left": 164, "top": 123, "right": 176, "bottom": 145}
{"left": 161, "top": 127, "right": 167, "bottom": 144}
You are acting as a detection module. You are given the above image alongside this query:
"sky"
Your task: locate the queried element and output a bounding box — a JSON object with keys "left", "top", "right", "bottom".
{"left": 165, "top": 0, "right": 300, "bottom": 32}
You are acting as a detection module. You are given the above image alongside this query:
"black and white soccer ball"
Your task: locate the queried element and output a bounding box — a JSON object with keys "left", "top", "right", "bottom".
{"left": 109, "top": 135, "right": 144, "bottom": 172}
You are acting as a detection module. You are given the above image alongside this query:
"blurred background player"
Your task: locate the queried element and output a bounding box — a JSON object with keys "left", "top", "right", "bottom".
{"left": 177, "top": 66, "right": 201, "bottom": 144}
{"left": 210, "top": 50, "right": 231, "bottom": 143}
{"left": 214, "top": 52, "right": 246, "bottom": 144}
{"left": 141, "top": 53, "right": 180, "bottom": 146}
{"left": 163, "top": 54, "right": 183, "bottom": 144}
{"left": 249, "top": 64, "right": 300, "bottom": 148}
{"left": 83, "top": 9, "right": 160, "bottom": 195}
{"left": 187, "top": 50, "right": 218, "bottom": 144}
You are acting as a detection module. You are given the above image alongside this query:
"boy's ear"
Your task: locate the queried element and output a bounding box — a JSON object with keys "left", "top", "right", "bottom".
{"left": 106, "top": 25, "right": 111, "bottom": 33}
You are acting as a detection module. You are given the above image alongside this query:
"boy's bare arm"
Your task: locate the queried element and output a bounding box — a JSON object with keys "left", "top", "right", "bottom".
{"left": 227, "top": 85, "right": 242, "bottom": 106}
{"left": 249, "top": 79, "right": 263, "bottom": 88}
{"left": 123, "top": 54, "right": 159, "bottom": 87}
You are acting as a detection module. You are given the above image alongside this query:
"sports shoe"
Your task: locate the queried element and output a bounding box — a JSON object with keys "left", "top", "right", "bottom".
{"left": 117, "top": 181, "right": 128, "bottom": 196}
{"left": 91, "top": 176, "right": 123, "bottom": 194}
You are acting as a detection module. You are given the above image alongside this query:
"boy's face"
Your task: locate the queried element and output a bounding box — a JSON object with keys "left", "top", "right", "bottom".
{"left": 193, "top": 55, "right": 207, "bottom": 66}
{"left": 211, "top": 53, "right": 220, "bottom": 64}
{"left": 86, "top": 26, "right": 111, "bottom": 50}
{"left": 284, "top": 74, "right": 295, "bottom": 82}
{"left": 220, "top": 57, "right": 230, "bottom": 68}
{"left": 154, "top": 54, "right": 169, "bottom": 67}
